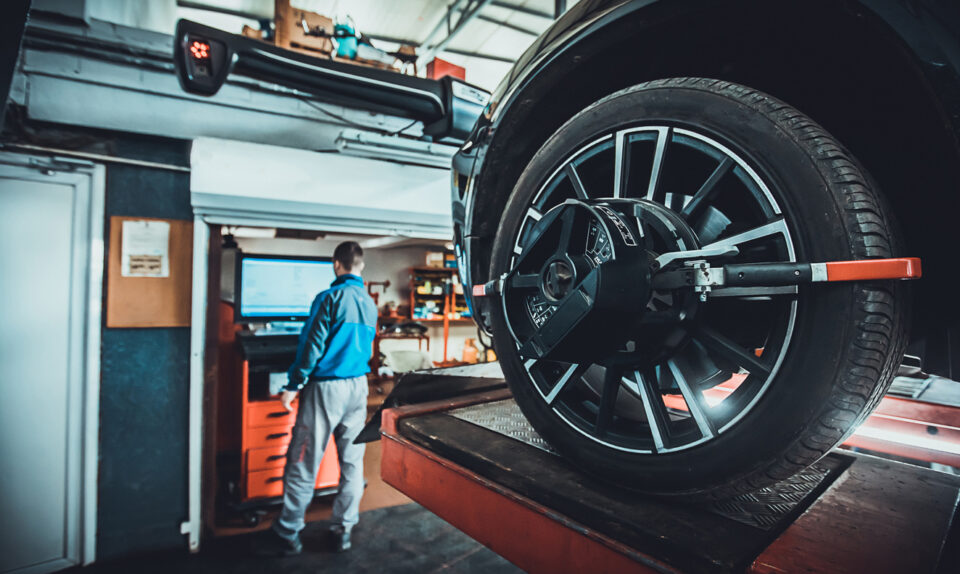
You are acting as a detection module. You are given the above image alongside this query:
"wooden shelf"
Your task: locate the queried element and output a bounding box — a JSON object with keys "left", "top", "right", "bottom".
{"left": 411, "top": 266, "right": 458, "bottom": 273}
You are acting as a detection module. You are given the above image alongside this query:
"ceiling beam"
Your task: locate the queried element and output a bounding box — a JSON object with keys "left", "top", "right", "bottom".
{"left": 176, "top": 0, "right": 269, "bottom": 21}
{"left": 417, "top": 0, "right": 471, "bottom": 52}
{"left": 490, "top": 1, "right": 553, "bottom": 19}
{"left": 441, "top": 47, "right": 515, "bottom": 63}
{"left": 365, "top": 34, "right": 516, "bottom": 64}
{"left": 418, "top": 0, "right": 495, "bottom": 66}
{"left": 475, "top": 14, "right": 540, "bottom": 37}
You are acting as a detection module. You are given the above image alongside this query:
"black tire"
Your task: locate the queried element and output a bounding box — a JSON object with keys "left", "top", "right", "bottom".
{"left": 489, "top": 78, "right": 907, "bottom": 498}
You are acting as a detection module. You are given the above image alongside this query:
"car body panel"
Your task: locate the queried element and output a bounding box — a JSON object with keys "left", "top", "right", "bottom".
{"left": 452, "top": 0, "right": 960, "bottom": 336}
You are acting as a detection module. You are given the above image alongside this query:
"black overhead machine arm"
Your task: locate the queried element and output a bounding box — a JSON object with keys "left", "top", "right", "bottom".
{"left": 172, "top": 19, "right": 489, "bottom": 142}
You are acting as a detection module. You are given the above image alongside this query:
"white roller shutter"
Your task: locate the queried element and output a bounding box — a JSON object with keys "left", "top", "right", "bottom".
{"left": 190, "top": 137, "right": 453, "bottom": 239}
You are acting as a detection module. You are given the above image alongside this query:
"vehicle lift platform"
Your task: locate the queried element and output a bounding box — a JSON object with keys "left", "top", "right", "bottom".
{"left": 371, "top": 367, "right": 960, "bottom": 574}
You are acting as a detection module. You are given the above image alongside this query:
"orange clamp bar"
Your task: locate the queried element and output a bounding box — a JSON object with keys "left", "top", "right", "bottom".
{"left": 472, "top": 284, "right": 486, "bottom": 297}
{"left": 825, "top": 257, "right": 922, "bottom": 282}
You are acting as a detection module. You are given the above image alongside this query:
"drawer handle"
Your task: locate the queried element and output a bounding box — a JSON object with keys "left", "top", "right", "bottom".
{"left": 267, "top": 411, "right": 290, "bottom": 418}
{"left": 267, "top": 454, "right": 285, "bottom": 462}
{"left": 266, "top": 476, "right": 284, "bottom": 484}
{"left": 267, "top": 432, "right": 290, "bottom": 440}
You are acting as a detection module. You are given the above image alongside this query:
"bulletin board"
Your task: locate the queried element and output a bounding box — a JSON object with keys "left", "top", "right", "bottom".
{"left": 106, "top": 216, "right": 194, "bottom": 328}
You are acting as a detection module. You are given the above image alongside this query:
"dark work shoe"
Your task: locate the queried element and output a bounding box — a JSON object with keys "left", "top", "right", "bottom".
{"left": 330, "top": 526, "right": 351, "bottom": 552}
{"left": 254, "top": 528, "right": 302, "bottom": 557}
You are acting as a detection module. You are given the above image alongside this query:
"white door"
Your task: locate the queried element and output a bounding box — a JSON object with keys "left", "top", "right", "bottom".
{"left": 0, "top": 156, "right": 102, "bottom": 573}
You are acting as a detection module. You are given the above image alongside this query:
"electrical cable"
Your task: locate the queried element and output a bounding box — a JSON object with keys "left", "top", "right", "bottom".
{"left": 298, "top": 96, "right": 390, "bottom": 132}
{"left": 388, "top": 119, "right": 420, "bottom": 136}
{"left": 299, "top": 97, "right": 420, "bottom": 138}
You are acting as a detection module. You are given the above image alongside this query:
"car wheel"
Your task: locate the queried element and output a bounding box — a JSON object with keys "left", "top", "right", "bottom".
{"left": 488, "top": 78, "right": 907, "bottom": 498}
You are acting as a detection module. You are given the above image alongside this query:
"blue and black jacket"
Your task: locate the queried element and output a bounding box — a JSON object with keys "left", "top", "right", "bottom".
{"left": 286, "top": 274, "right": 377, "bottom": 391}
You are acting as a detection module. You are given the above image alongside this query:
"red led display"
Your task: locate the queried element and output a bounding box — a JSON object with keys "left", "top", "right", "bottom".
{"left": 189, "top": 40, "right": 211, "bottom": 61}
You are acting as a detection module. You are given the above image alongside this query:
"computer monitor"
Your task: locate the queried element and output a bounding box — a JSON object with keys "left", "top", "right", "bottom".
{"left": 235, "top": 253, "right": 336, "bottom": 322}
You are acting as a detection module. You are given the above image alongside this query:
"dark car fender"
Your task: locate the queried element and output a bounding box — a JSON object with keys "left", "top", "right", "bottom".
{"left": 453, "top": 0, "right": 960, "bottom": 335}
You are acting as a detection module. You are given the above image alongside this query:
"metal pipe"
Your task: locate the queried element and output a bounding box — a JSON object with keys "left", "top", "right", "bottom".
{"left": 419, "top": 0, "right": 496, "bottom": 66}
{"left": 555, "top": 0, "right": 568, "bottom": 19}
{"left": 0, "top": 143, "right": 191, "bottom": 172}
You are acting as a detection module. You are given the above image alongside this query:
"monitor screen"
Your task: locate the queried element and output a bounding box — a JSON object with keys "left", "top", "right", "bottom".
{"left": 237, "top": 255, "right": 336, "bottom": 320}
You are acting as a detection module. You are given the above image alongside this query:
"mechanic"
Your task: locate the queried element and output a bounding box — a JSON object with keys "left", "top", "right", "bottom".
{"left": 258, "top": 241, "right": 377, "bottom": 556}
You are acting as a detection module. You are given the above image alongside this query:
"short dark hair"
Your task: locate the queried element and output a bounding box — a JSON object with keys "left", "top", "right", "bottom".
{"left": 333, "top": 241, "right": 364, "bottom": 272}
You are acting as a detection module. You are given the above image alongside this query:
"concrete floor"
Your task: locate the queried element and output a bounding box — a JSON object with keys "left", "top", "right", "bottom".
{"left": 214, "top": 439, "right": 413, "bottom": 536}
{"left": 71, "top": 436, "right": 521, "bottom": 574}
{"left": 66, "top": 503, "right": 521, "bottom": 574}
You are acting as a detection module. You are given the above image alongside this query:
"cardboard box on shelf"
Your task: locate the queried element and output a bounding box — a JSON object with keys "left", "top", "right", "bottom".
{"left": 241, "top": 25, "right": 265, "bottom": 41}
{"left": 427, "top": 57, "right": 466, "bottom": 80}
{"left": 425, "top": 251, "right": 445, "bottom": 268}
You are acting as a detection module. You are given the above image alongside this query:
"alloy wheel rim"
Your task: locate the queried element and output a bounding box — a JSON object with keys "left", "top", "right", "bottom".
{"left": 504, "top": 125, "right": 799, "bottom": 454}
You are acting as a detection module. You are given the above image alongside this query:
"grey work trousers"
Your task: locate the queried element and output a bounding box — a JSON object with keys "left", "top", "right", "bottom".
{"left": 274, "top": 375, "right": 368, "bottom": 541}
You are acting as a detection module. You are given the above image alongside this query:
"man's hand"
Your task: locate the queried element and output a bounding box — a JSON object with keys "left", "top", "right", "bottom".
{"left": 280, "top": 390, "right": 298, "bottom": 412}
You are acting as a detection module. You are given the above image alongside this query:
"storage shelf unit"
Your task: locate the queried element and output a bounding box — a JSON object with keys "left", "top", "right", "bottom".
{"left": 409, "top": 266, "right": 471, "bottom": 362}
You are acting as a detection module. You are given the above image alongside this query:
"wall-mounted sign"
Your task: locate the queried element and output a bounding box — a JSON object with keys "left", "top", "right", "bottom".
{"left": 121, "top": 220, "right": 170, "bottom": 277}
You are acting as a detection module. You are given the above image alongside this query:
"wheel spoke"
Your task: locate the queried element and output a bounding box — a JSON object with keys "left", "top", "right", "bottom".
{"left": 681, "top": 156, "right": 733, "bottom": 220}
{"left": 667, "top": 359, "right": 716, "bottom": 439}
{"left": 702, "top": 217, "right": 789, "bottom": 251}
{"left": 595, "top": 367, "right": 621, "bottom": 436}
{"left": 565, "top": 163, "right": 589, "bottom": 200}
{"left": 613, "top": 131, "right": 626, "bottom": 198}
{"left": 630, "top": 369, "right": 670, "bottom": 451}
{"left": 694, "top": 325, "right": 772, "bottom": 377}
{"left": 544, "top": 363, "right": 586, "bottom": 404}
{"left": 645, "top": 127, "right": 672, "bottom": 203}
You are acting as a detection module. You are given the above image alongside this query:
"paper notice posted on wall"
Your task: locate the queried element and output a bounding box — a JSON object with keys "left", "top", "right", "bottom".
{"left": 121, "top": 220, "right": 170, "bottom": 277}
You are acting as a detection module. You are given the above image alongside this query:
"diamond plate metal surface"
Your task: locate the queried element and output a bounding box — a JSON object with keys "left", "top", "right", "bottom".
{"left": 449, "top": 399, "right": 558, "bottom": 454}
{"left": 449, "top": 398, "right": 845, "bottom": 532}
{"left": 709, "top": 460, "right": 841, "bottom": 530}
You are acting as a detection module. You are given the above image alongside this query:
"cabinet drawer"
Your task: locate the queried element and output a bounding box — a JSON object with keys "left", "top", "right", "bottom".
{"left": 247, "top": 445, "right": 288, "bottom": 471}
{"left": 244, "top": 465, "right": 338, "bottom": 500}
{"left": 246, "top": 467, "right": 285, "bottom": 499}
{"left": 245, "top": 424, "right": 294, "bottom": 450}
{"left": 247, "top": 400, "right": 297, "bottom": 428}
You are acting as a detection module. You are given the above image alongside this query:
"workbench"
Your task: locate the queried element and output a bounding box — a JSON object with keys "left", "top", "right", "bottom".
{"left": 378, "top": 373, "right": 960, "bottom": 574}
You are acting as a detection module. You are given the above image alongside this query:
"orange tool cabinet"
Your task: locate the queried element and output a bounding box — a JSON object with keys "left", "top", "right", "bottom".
{"left": 239, "top": 362, "right": 340, "bottom": 500}
{"left": 219, "top": 302, "right": 340, "bottom": 509}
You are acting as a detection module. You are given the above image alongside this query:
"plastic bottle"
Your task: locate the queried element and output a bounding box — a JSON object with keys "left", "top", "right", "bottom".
{"left": 462, "top": 338, "right": 479, "bottom": 364}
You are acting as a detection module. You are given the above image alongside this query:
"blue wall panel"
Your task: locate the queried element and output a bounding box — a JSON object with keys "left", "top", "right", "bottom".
{"left": 98, "top": 328, "right": 190, "bottom": 558}
{"left": 96, "top": 136, "right": 194, "bottom": 560}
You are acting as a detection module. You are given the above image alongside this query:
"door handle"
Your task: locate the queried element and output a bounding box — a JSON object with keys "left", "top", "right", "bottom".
{"left": 267, "top": 411, "right": 290, "bottom": 418}
{"left": 267, "top": 454, "right": 285, "bottom": 461}
{"left": 267, "top": 432, "right": 289, "bottom": 440}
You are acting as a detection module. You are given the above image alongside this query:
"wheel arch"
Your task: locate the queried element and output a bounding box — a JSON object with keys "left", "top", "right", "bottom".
{"left": 469, "top": 0, "right": 960, "bottom": 347}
